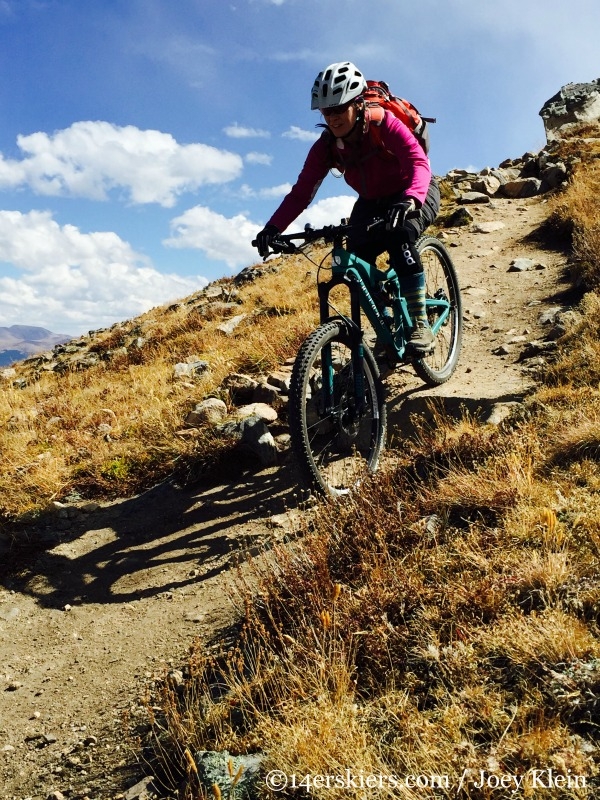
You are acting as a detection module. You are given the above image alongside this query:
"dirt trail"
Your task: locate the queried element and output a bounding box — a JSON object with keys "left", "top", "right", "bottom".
{"left": 0, "top": 195, "right": 570, "bottom": 799}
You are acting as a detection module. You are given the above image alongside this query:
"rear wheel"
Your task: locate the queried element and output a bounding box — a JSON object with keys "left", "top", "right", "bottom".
{"left": 412, "top": 236, "right": 463, "bottom": 386}
{"left": 289, "top": 321, "right": 386, "bottom": 497}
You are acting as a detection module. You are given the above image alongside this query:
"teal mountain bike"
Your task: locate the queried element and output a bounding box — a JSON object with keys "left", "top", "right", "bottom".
{"left": 255, "top": 218, "right": 463, "bottom": 497}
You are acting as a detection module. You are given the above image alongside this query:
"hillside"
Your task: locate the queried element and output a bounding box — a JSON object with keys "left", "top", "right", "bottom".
{"left": 1, "top": 125, "right": 600, "bottom": 798}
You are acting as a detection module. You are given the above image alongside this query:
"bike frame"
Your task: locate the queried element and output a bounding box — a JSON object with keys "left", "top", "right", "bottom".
{"left": 317, "top": 242, "right": 452, "bottom": 418}
{"left": 320, "top": 244, "right": 453, "bottom": 358}
{"left": 254, "top": 222, "right": 454, "bottom": 426}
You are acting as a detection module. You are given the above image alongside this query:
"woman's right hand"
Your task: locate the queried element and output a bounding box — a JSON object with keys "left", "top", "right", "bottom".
{"left": 254, "top": 224, "right": 280, "bottom": 257}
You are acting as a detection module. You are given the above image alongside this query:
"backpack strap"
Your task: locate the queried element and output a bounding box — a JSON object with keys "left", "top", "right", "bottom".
{"left": 364, "top": 105, "right": 395, "bottom": 161}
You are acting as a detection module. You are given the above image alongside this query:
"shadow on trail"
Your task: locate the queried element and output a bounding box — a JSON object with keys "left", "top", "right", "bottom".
{"left": 1, "top": 460, "right": 300, "bottom": 610}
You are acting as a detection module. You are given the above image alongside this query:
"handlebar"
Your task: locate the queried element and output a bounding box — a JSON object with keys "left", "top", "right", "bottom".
{"left": 251, "top": 217, "right": 386, "bottom": 257}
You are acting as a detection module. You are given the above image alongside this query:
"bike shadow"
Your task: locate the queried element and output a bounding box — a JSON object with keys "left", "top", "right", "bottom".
{"left": 1, "top": 459, "right": 302, "bottom": 610}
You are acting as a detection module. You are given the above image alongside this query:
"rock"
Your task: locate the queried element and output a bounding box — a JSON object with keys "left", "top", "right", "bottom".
{"left": 458, "top": 192, "right": 491, "bottom": 205}
{"left": 240, "top": 416, "right": 278, "bottom": 466}
{"left": 538, "top": 307, "right": 564, "bottom": 325}
{"left": 173, "top": 360, "right": 209, "bottom": 379}
{"left": 540, "top": 162, "right": 568, "bottom": 189}
{"left": 166, "top": 669, "right": 185, "bottom": 689}
{"left": 508, "top": 258, "right": 536, "bottom": 272}
{"left": 472, "top": 221, "right": 505, "bottom": 234}
{"left": 484, "top": 402, "right": 522, "bottom": 425}
{"left": 216, "top": 313, "right": 247, "bottom": 335}
{"left": 253, "top": 381, "right": 282, "bottom": 405}
{"left": 234, "top": 403, "right": 278, "bottom": 423}
{"left": 546, "top": 324, "right": 567, "bottom": 341}
{"left": 470, "top": 175, "right": 501, "bottom": 196}
{"left": 518, "top": 340, "right": 559, "bottom": 362}
{"left": 204, "top": 285, "right": 225, "bottom": 299}
{"left": 123, "top": 776, "right": 155, "bottom": 800}
{"left": 540, "top": 79, "right": 600, "bottom": 141}
{"left": 502, "top": 177, "right": 542, "bottom": 198}
{"left": 444, "top": 207, "right": 473, "bottom": 227}
{"left": 185, "top": 398, "right": 228, "bottom": 427}
{"left": 266, "top": 369, "right": 292, "bottom": 393}
{"left": 222, "top": 373, "right": 259, "bottom": 404}
{"left": 0, "top": 607, "right": 21, "bottom": 621}
{"left": 234, "top": 266, "right": 265, "bottom": 284}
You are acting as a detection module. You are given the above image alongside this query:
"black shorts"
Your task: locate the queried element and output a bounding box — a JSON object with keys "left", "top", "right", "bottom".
{"left": 347, "top": 176, "right": 440, "bottom": 270}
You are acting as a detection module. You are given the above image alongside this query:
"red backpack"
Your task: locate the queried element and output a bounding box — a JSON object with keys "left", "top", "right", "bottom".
{"left": 363, "top": 80, "right": 435, "bottom": 155}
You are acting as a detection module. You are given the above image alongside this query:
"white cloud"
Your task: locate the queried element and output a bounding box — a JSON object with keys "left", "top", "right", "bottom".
{"left": 163, "top": 195, "right": 356, "bottom": 272}
{"left": 0, "top": 210, "right": 205, "bottom": 333}
{"left": 223, "top": 122, "right": 271, "bottom": 139}
{"left": 245, "top": 151, "right": 273, "bottom": 165}
{"left": 0, "top": 121, "right": 243, "bottom": 207}
{"left": 283, "top": 126, "right": 320, "bottom": 143}
{"left": 259, "top": 183, "right": 293, "bottom": 199}
{"left": 164, "top": 205, "right": 261, "bottom": 269}
{"left": 294, "top": 195, "right": 356, "bottom": 230}
{"left": 237, "top": 182, "right": 292, "bottom": 199}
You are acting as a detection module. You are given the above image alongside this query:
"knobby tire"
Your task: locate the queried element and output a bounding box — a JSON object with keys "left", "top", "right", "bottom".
{"left": 413, "top": 236, "right": 463, "bottom": 386}
{"left": 289, "top": 320, "right": 387, "bottom": 497}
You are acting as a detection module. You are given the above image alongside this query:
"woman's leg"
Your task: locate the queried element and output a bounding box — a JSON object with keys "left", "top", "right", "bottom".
{"left": 390, "top": 178, "right": 440, "bottom": 354}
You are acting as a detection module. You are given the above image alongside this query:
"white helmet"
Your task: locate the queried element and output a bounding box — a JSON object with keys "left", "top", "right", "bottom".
{"left": 311, "top": 61, "right": 366, "bottom": 110}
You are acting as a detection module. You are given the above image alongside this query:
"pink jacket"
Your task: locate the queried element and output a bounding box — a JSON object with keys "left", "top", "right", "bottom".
{"left": 269, "top": 110, "right": 431, "bottom": 233}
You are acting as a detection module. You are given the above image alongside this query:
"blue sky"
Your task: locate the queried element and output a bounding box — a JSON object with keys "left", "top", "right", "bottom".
{"left": 0, "top": 0, "right": 598, "bottom": 335}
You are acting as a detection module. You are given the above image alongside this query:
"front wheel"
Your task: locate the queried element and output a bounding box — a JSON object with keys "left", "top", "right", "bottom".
{"left": 288, "top": 321, "right": 387, "bottom": 497}
{"left": 412, "top": 236, "right": 463, "bottom": 386}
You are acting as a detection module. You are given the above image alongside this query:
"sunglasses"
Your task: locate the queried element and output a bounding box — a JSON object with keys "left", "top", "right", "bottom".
{"left": 321, "top": 101, "right": 353, "bottom": 117}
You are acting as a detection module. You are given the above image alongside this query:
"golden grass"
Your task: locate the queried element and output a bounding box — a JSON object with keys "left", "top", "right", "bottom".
{"left": 137, "top": 128, "right": 600, "bottom": 798}
{"left": 0, "top": 250, "right": 324, "bottom": 522}
{"left": 548, "top": 123, "right": 600, "bottom": 288}
{"left": 4, "top": 125, "right": 600, "bottom": 796}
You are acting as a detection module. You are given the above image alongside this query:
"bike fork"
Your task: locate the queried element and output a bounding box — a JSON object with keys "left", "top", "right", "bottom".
{"left": 317, "top": 279, "right": 366, "bottom": 418}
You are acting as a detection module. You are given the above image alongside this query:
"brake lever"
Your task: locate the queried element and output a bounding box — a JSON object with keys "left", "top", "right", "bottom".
{"left": 270, "top": 237, "right": 298, "bottom": 255}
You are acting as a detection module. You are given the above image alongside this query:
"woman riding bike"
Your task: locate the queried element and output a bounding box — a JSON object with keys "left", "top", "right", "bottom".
{"left": 255, "top": 60, "right": 440, "bottom": 356}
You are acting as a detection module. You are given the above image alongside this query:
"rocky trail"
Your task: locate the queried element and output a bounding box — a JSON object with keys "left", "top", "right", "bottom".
{"left": 0, "top": 193, "right": 572, "bottom": 799}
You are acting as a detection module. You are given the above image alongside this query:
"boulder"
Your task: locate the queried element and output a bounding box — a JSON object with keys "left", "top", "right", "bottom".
{"left": 185, "top": 397, "right": 228, "bottom": 426}
{"left": 234, "top": 402, "right": 278, "bottom": 423}
{"left": 470, "top": 175, "right": 502, "bottom": 196}
{"left": 540, "top": 79, "right": 600, "bottom": 141}
{"left": 501, "top": 178, "right": 542, "bottom": 199}
{"left": 221, "top": 372, "right": 259, "bottom": 404}
{"left": 458, "top": 191, "right": 490, "bottom": 205}
{"left": 240, "top": 415, "right": 278, "bottom": 466}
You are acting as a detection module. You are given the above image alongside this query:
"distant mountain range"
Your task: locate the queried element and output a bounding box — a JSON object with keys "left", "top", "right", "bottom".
{"left": 0, "top": 325, "right": 72, "bottom": 367}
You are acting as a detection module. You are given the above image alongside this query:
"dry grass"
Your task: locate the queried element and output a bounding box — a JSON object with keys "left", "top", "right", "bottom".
{"left": 547, "top": 123, "right": 600, "bottom": 289}
{"left": 4, "top": 126, "right": 600, "bottom": 796}
{"left": 0, "top": 250, "right": 323, "bottom": 523}
{"left": 138, "top": 129, "right": 600, "bottom": 798}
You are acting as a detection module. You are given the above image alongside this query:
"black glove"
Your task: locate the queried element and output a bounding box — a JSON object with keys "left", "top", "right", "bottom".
{"left": 254, "top": 224, "right": 279, "bottom": 258}
{"left": 386, "top": 198, "right": 417, "bottom": 231}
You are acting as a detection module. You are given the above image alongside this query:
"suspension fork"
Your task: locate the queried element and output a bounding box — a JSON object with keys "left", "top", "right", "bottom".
{"left": 317, "top": 276, "right": 365, "bottom": 417}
